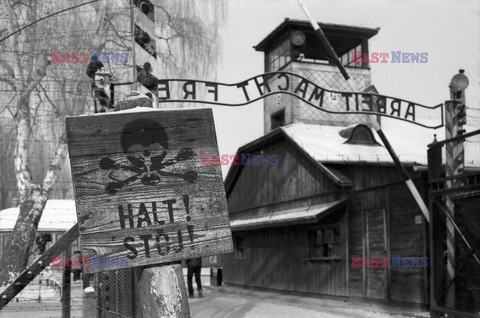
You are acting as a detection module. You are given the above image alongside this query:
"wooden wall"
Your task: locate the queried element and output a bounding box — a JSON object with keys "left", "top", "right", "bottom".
{"left": 325, "top": 164, "right": 408, "bottom": 191}
{"left": 223, "top": 210, "right": 347, "bottom": 296}
{"left": 348, "top": 193, "right": 364, "bottom": 297}
{"left": 225, "top": 144, "right": 428, "bottom": 304}
{"left": 227, "top": 138, "right": 341, "bottom": 216}
{"left": 347, "top": 179, "right": 427, "bottom": 304}
{"left": 388, "top": 182, "right": 426, "bottom": 303}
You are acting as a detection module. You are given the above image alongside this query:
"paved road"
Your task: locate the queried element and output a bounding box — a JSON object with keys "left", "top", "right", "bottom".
{"left": 189, "top": 285, "right": 430, "bottom": 318}
{"left": 1, "top": 271, "right": 430, "bottom": 318}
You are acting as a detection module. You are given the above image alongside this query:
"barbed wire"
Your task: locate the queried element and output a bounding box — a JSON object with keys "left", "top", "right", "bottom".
{"left": 0, "top": 1, "right": 132, "bottom": 44}
{"left": 0, "top": 218, "right": 75, "bottom": 223}
{"left": 0, "top": 180, "right": 73, "bottom": 184}
{"left": 0, "top": 139, "right": 67, "bottom": 144}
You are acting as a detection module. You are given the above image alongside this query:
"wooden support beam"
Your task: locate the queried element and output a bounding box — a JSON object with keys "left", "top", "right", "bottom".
{"left": 0, "top": 224, "right": 79, "bottom": 311}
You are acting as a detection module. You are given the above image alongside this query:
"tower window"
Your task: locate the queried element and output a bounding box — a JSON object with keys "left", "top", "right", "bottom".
{"left": 340, "top": 44, "right": 368, "bottom": 68}
{"left": 271, "top": 109, "right": 286, "bottom": 130}
{"left": 267, "top": 39, "right": 291, "bottom": 72}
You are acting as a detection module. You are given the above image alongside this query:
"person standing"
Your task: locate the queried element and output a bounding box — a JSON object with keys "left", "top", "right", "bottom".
{"left": 186, "top": 257, "right": 203, "bottom": 298}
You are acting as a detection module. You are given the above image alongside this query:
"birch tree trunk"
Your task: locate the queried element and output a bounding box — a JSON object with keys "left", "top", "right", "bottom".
{"left": 0, "top": 131, "right": 68, "bottom": 285}
{"left": 0, "top": 0, "right": 78, "bottom": 285}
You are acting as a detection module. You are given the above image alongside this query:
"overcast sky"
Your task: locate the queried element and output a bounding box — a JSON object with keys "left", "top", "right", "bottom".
{"left": 209, "top": 0, "right": 480, "bottom": 176}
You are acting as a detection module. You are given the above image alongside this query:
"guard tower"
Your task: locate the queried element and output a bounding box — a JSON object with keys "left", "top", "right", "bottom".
{"left": 255, "top": 18, "right": 379, "bottom": 133}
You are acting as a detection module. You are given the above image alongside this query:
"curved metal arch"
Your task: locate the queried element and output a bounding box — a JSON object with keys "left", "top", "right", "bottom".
{"left": 156, "top": 71, "right": 444, "bottom": 129}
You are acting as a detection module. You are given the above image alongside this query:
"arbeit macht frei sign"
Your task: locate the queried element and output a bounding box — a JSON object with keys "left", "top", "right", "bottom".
{"left": 66, "top": 108, "right": 233, "bottom": 273}
{"left": 157, "top": 71, "right": 444, "bottom": 129}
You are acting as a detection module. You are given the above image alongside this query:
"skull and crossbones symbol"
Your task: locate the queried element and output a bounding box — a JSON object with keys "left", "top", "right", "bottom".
{"left": 99, "top": 118, "right": 197, "bottom": 195}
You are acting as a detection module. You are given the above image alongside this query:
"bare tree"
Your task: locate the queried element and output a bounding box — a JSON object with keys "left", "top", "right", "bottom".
{"left": 0, "top": 0, "right": 102, "bottom": 285}
{"left": 0, "top": 0, "right": 226, "bottom": 285}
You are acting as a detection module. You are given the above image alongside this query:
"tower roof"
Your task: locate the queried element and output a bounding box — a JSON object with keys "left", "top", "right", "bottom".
{"left": 254, "top": 18, "right": 379, "bottom": 57}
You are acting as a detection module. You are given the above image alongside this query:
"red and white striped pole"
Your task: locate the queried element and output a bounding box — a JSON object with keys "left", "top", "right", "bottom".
{"left": 444, "top": 69, "right": 469, "bottom": 307}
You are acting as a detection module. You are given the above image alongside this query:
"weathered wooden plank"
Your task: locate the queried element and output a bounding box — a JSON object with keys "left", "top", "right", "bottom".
{"left": 224, "top": 221, "right": 347, "bottom": 297}
{"left": 388, "top": 184, "right": 427, "bottom": 305}
{"left": 226, "top": 139, "right": 339, "bottom": 213}
{"left": 366, "top": 209, "right": 387, "bottom": 299}
{"left": 66, "top": 109, "right": 233, "bottom": 273}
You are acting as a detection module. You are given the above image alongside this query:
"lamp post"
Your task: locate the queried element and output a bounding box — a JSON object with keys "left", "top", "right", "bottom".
{"left": 450, "top": 69, "right": 469, "bottom": 100}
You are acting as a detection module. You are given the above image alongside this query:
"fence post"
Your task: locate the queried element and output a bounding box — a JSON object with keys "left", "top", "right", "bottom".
{"left": 82, "top": 287, "right": 97, "bottom": 318}
{"left": 427, "top": 136, "right": 443, "bottom": 312}
{"left": 62, "top": 247, "right": 71, "bottom": 318}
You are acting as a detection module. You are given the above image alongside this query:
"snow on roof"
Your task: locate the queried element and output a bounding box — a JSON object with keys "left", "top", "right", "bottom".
{"left": 0, "top": 200, "right": 77, "bottom": 231}
{"left": 281, "top": 120, "right": 437, "bottom": 165}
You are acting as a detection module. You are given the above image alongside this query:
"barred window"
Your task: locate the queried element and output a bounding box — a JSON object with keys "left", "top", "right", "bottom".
{"left": 308, "top": 224, "right": 342, "bottom": 259}
{"left": 340, "top": 44, "right": 367, "bottom": 68}
{"left": 267, "top": 39, "right": 291, "bottom": 72}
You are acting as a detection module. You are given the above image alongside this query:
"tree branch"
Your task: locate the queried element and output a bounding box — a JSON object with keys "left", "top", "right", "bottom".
{"left": 31, "top": 88, "right": 43, "bottom": 128}
{"left": 0, "top": 57, "right": 15, "bottom": 78}
{"left": 0, "top": 76, "right": 16, "bottom": 91}
{"left": 1, "top": 0, "right": 25, "bottom": 89}
{"left": 107, "top": 19, "right": 130, "bottom": 48}
{"left": 60, "top": 77, "right": 72, "bottom": 115}
{"left": 23, "top": 57, "right": 48, "bottom": 97}
{"left": 1, "top": 95, "right": 16, "bottom": 118}
{"left": 14, "top": 116, "right": 34, "bottom": 201}
{"left": 42, "top": 133, "right": 68, "bottom": 193}
{"left": 38, "top": 83, "right": 59, "bottom": 113}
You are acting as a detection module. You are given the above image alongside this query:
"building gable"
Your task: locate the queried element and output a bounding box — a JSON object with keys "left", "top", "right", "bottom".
{"left": 226, "top": 135, "right": 349, "bottom": 216}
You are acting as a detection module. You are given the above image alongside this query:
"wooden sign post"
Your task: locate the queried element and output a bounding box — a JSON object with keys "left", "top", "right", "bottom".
{"left": 66, "top": 100, "right": 233, "bottom": 316}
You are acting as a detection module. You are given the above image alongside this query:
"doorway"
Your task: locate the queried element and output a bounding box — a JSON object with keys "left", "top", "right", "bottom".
{"left": 366, "top": 208, "right": 388, "bottom": 299}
